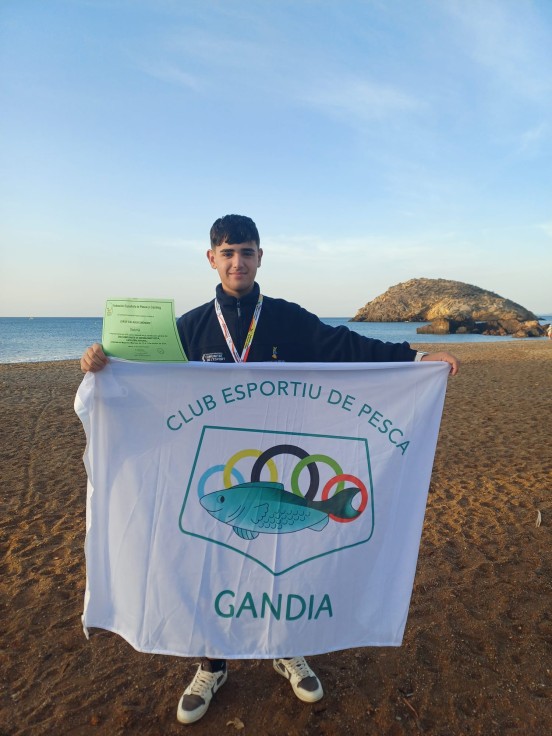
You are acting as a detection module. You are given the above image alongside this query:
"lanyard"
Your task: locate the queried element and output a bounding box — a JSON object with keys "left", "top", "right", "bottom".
{"left": 215, "top": 294, "right": 263, "bottom": 363}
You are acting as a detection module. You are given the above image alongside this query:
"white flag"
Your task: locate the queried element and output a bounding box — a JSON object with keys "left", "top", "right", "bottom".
{"left": 75, "top": 360, "right": 448, "bottom": 658}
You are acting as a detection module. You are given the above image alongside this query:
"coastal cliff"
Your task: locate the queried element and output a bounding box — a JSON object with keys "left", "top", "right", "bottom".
{"left": 351, "top": 278, "right": 545, "bottom": 337}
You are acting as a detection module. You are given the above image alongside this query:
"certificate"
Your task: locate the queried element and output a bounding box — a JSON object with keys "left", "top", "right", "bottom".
{"left": 102, "top": 298, "right": 188, "bottom": 362}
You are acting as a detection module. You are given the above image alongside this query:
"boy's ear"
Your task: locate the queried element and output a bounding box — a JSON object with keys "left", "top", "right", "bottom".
{"left": 258, "top": 248, "right": 263, "bottom": 266}
{"left": 206, "top": 249, "right": 217, "bottom": 269}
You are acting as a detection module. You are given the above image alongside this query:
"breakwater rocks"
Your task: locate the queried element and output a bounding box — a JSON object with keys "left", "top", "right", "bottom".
{"left": 352, "top": 278, "right": 546, "bottom": 337}
{"left": 415, "top": 317, "right": 546, "bottom": 338}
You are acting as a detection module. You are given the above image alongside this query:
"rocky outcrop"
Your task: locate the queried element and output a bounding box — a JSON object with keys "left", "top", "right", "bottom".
{"left": 352, "top": 278, "right": 538, "bottom": 322}
{"left": 351, "top": 278, "right": 545, "bottom": 337}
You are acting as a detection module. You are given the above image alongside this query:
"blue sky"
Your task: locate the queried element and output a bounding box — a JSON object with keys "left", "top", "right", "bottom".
{"left": 1, "top": 0, "right": 551, "bottom": 317}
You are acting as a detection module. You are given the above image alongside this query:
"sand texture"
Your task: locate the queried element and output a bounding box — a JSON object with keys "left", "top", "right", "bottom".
{"left": 1, "top": 342, "right": 551, "bottom": 735}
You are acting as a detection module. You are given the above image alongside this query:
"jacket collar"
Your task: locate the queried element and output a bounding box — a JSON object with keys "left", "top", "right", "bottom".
{"left": 215, "top": 282, "right": 260, "bottom": 308}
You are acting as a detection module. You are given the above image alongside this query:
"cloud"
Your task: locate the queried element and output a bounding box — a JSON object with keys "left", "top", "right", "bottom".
{"left": 152, "top": 237, "right": 205, "bottom": 251}
{"left": 164, "top": 30, "right": 268, "bottom": 70}
{"left": 302, "top": 76, "right": 423, "bottom": 124}
{"left": 263, "top": 233, "right": 441, "bottom": 265}
{"left": 137, "top": 61, "right": 200, "bottom": 90}
{"left": 539, "top": 222, "right": 552, "bottom": 239}
{"left": 519, "top": 121, "right": 550, "bottom": 154}
{"left": 442, "top": 0, "right": 552, "bottom": 102}
{"left": 145, "top": 26, "right": 424, "bottom": 124}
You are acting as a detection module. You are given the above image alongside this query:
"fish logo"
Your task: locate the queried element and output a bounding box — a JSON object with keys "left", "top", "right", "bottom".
{"left": 200, "top": 481, "right": 361, "bottom": 540}
{"left": 179, "top": 428, "right": 374, "bottom": 575}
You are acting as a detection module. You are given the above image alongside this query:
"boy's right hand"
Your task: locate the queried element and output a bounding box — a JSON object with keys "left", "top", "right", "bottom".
{"left": 81, "top": 343, "right": 109, "bottom": 373}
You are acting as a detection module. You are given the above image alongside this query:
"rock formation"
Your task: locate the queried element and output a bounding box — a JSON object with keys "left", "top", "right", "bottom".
{"left": 351, "top": 278, "right": 546, "bottom": 337}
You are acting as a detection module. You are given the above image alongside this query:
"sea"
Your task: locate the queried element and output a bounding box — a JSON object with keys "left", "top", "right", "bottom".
{"left": 1, "top": 315, "right": 551, "bottom": 364}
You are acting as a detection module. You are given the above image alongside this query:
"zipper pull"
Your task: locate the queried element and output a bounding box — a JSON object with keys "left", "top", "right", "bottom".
{"left": 237, "top": 300, "right": 241, "bottom": 318}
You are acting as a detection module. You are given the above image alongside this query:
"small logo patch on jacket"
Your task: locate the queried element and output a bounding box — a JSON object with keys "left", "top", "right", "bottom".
{"left": 202, "top": 352, "right": 226, "bottom": 362}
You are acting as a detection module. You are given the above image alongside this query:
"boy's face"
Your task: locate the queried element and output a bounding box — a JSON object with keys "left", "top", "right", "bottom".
{"left": 206, "top": 240, "right": 263, "bottom": 298}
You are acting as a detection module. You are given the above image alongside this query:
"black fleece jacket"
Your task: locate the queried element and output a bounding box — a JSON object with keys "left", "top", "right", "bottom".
{"left": 176, "top": 283, "right": 417, "bottom": 363}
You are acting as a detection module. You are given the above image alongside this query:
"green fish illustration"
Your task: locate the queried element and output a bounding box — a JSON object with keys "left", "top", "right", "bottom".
{"left": 199, "top": 481, "right": 361, "bottom": 540}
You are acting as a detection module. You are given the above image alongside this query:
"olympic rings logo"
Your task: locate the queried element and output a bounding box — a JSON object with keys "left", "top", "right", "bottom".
{"left": 197, "top": 443, "right": 368, "bottom": 523}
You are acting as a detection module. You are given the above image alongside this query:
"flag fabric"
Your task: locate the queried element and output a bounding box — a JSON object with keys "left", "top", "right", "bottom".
{"left": 75, "top": 359, "right": 449, "bottom": 658}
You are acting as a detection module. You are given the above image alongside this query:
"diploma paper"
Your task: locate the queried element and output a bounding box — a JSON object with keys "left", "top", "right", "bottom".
{"left": 102, "top": 299, "right": 188, "bottom": 362}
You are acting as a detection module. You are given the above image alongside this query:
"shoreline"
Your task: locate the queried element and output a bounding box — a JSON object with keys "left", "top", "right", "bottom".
{"left": 2, "top": 313, "right": 551, "bottom": 366}
{"left": 1, "top": 341, "right": 551, "bottom": 735}
{"left": 1, "top": 337, "right": 550, "bottom": 368}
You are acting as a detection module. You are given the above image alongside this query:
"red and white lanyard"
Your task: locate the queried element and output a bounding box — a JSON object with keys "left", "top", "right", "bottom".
{"left": 214, "top": 294, "right": 263, "bottom": 363}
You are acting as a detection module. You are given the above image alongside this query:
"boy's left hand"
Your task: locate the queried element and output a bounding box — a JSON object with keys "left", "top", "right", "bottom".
{"left": 421, "top": 351, "right": 460, "bottom": 376}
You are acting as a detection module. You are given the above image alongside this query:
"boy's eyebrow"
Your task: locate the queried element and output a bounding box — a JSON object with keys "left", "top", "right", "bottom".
{"left": 219, "top": 246, "right": 256, "bottom": 254}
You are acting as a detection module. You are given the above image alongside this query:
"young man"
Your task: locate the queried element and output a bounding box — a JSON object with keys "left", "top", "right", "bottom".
{"left": 81, "top": 214, "right": 459, "bottom": 724}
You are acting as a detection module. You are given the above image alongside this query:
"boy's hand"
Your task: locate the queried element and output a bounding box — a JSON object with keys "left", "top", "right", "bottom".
{"left": 81, "top": 343, "right": 109, "bottom": 373}
{"left": 421, "top": 351, "right": 460, "bottom": 376}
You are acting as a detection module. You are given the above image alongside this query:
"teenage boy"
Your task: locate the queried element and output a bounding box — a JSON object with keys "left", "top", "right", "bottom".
{"left": 81, "top": 214, "right": 459, "bottom": 724}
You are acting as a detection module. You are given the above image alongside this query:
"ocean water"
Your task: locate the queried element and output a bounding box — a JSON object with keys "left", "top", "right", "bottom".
{"left": 0, "top": 315, "right": 550, "bottom": 364}
{"left": 0, "top": 318, "right": 103, "bottom": 364}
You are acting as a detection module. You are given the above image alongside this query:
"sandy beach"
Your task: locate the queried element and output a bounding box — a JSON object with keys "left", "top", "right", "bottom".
{"left": 1, "top": 341, "right": 551, "bottom": 736}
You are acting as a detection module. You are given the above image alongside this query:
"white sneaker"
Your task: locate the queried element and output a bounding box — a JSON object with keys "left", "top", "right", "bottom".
{"left": 176, "top": 663, "right": 228, "bottom": 724}
{"left": 273, "top": 657, "right": 323, "bottom": 703}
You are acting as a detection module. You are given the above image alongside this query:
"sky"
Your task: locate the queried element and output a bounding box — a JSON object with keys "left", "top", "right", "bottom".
{"left": 1, "top": 0, "right": 551, "bottom": 318}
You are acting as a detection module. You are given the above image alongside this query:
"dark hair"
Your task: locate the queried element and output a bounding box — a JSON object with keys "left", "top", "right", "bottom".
{"left": 210, "top": 214, "right": 260, "bottom": 248}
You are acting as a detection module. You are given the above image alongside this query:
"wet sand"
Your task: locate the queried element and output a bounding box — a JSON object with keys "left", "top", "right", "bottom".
{"left": 1, "top": 341, "right": 551, "bottom": 735}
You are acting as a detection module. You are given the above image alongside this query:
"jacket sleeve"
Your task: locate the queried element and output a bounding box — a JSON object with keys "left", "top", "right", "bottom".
{"left": 293, "top": 305, "right": 417, "bottom": 363}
